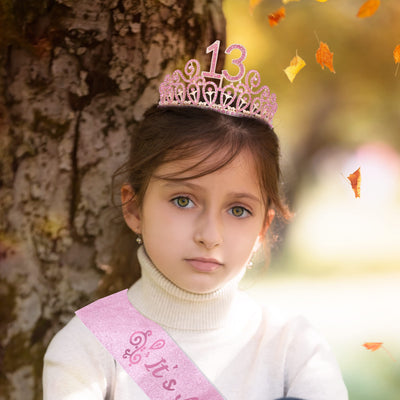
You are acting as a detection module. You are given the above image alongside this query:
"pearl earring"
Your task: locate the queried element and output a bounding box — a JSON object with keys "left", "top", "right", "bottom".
{"left": 136, "top": 235, "right": 143, "bottom": 245}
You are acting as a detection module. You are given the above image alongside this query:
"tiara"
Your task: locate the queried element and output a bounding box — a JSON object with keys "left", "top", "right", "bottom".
{"left": 158, "top": 40, "right": 277, "bottom": 126}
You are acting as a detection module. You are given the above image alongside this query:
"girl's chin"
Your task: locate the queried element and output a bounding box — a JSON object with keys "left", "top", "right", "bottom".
{"left": 173, "top": 274, "right": 240, "bottom": 295}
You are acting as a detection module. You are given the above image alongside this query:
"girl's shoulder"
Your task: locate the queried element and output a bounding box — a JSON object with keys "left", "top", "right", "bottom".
{"left": 45, "top": 315, "right": 110, "bottom": 356}
{"left": 261, "top": 301, "right": 329, "bottom": 347}
{"left": 238, "top": 290, "right": 332, "bottom": 353}
{"left": 43, "top": 317, "right": 116, "bottom": 399}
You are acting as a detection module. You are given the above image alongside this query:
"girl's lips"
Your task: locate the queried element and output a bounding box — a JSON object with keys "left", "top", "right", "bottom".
{"left": 185, "top": 258, "right": 223, "bottom": 272}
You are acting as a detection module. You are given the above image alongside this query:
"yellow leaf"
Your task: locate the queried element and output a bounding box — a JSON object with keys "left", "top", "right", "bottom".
{"left": 284, "top": 54, "right": 306, "bottom": 82}
{"left": 249, "top": 0, "right": 262, "bottom": 15}
{"left": 357, "top": 0, "right": 380, "bottom": 18}
{"left": 315, "top": 0, "right": 328, "bottom": 2}
{"left": 282, "top": 0, "right": 300, "bottom": 4}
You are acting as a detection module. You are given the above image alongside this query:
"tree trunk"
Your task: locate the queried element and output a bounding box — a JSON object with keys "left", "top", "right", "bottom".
{"left": 0, "top": 1, "right": 226, "bottom": 399}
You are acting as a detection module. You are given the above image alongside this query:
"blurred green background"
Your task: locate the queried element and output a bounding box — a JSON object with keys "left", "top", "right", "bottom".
{"left": 223, "top": 0, "right": 400, "bottom": 399}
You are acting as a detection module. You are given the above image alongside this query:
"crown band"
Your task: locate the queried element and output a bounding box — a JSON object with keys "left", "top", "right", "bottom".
{"left": 158, "top": 40, "right": 277, "bottom": 126}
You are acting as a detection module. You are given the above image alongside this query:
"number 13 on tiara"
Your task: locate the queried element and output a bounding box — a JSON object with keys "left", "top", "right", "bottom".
{"left": 202, "top": 40, "right": 247, "bottom": 83}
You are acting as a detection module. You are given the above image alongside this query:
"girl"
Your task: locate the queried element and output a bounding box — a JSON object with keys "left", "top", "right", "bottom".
{"left": 43, "top": 41, "right": 348, "bottom": 400}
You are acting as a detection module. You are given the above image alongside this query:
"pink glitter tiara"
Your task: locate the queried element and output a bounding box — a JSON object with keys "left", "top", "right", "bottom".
{"left": 159, "top": 40, "right": 277, "bottom": 126}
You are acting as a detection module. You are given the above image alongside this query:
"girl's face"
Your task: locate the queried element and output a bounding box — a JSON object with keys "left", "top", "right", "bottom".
{"left": 122, "top": 150, "right": 272, "bottom": 294}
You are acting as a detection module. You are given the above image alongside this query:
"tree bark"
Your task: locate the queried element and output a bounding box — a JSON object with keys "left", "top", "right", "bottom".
{"left": 0, "top": 1, "right": 226, "bottom": 399}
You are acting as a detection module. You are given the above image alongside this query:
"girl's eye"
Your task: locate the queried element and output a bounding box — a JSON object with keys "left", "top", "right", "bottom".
{"left": 172, "top": 196, "right": 194, "bottom": 208}
{"left": 229, "top": 206, "right": 251, "bottom": 218}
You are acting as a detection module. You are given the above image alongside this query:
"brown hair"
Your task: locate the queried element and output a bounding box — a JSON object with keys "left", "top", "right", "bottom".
{"left": 114, "top": 105, "right": 291, "bottom": 221}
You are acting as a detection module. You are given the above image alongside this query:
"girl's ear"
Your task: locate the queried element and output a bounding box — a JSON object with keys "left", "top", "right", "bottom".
{"left": 121, "top": 184, "right": 142, "bottom": 234}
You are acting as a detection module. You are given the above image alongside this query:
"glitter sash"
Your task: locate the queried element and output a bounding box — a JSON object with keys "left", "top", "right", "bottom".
{"left": 76, "top": 289, "right": 226, "bottom": 400}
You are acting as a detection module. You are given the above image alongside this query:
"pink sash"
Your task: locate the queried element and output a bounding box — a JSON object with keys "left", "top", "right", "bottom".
{"left": 76, "top": 289, "right": 226, "bottom": 400}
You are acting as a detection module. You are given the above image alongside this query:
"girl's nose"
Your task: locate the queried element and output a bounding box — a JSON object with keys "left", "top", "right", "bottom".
{"left": 194, "top": 210, "right": 223, "bottom": 249}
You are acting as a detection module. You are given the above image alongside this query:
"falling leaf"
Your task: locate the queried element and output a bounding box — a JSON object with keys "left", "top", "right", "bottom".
{"left": 394, "top": 45, "right": 400, "bottom": 76}
{"left": 268, "top": 7, "right": 286, "bottom": 27}
{"left": 315, "top": 41, "right": 335, "bottom": 73}
{"left": 282, "top": 0, "right": 300, "bottom": 4}
{"left": 363, "top": 342, "right": 383, "bottom": 351}
{"left": 394, "top": 45, "right": 400, "bottom": 63}
{"left": 249, "top": 0, "right": 263, "bottom": 15}
{"left": 363, "top": 342, "right": 396, "bottom": 361}
{"left": 357, "top": 0, "right": 380, "bottom": 18}
{"left": 347, "top": 167, "right": 361, "bottom": 198}
{"left": 284, "top": 53, "right": 306, "bottom": 82}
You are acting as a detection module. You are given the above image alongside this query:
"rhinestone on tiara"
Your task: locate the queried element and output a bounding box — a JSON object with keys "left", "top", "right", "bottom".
{"left": 159, "top": 40, "right": 277, "bottom": 126}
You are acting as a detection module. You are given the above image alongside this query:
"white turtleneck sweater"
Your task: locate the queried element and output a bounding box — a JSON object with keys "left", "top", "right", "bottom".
{"left": 43, "top": 247, "right": 348, "bottom": 400}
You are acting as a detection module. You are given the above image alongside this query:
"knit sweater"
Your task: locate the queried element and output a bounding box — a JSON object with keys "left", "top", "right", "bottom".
{"left": 43, "top": 247, "right": 348, "bottom": 399}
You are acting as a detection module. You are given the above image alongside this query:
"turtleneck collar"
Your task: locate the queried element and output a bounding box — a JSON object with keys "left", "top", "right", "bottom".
{"left": 127, "top": 246, "right": 244, "bottom": 331}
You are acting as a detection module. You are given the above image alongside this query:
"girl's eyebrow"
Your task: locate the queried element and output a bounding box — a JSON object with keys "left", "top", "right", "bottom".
{"left": 161, "top": 181, "right": 202, "bottom": 191}
{"left": 161, "top": 181, "right": 261, "bottom": 204}
{"left": 229, "top": 192, "right": 261, "bottom": 204}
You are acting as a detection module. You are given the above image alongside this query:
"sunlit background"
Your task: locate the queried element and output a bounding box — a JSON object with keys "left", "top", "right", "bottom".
{"left": 223, "top": 0, "right": 400, "bottom": 398}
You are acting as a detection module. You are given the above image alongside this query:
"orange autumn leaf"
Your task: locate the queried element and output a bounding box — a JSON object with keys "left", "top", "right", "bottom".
{"left": 363, "top": 342, "right": 396, "bottom": 361}
{"left": 347, "top": 167, "right": 361, "bottom": 198}
{"left": 357, "top": 0, "right": 380, "bottom": 18}
{"left": 315, "top": 41, "right": 335, "bottom": 73}
{"left": 284, "top": 53, "right": 306, "bottom": 82}
{"left": 394, "top": 45, "right": 400, "bottom": 64}
{"left": 268, "top": 7, "right": 286, "bottom": 27}
{"left": 363, "top": 342, "right": 383, "bottom": 351}
{"left": 394, "top": 45, "right": 400, "bottom": 76}
{"left": 249, "top": 0, "right": 263, "bottom": 15}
